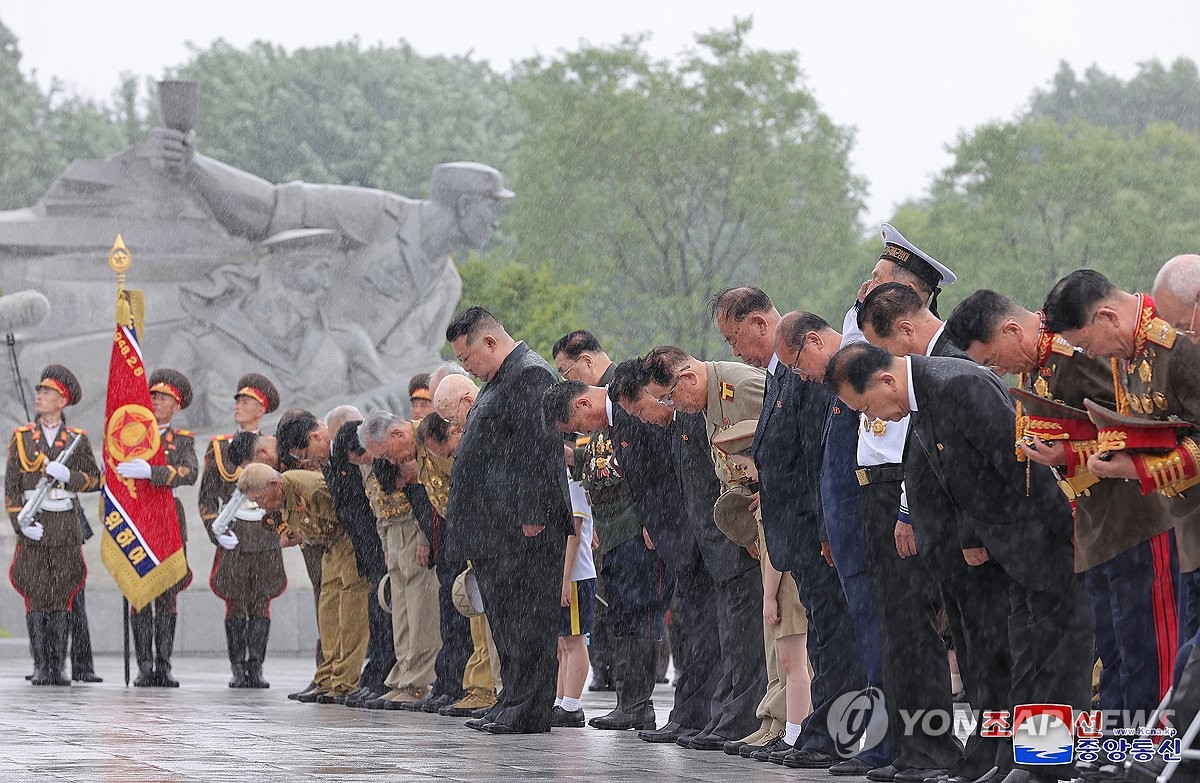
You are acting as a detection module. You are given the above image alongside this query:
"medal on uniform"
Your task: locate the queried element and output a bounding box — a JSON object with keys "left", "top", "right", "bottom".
{"left": 871, "top": 419, "right": 886, "bottom": 436}
{"left": 1152, "top": 391, "right": 1168, "bottom": 411}
{"left": 1139, "top": 360, "right": 1153, "bottom": 384}
{"left": 1130, "top": 395, "right": 1145, "bottom": 414}
{"left": 1033, "top": 375, "right": 1050, "bottom": 399}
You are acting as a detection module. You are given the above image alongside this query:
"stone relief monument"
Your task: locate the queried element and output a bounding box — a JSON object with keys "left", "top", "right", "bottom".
{"left": 0, "top": 80, "right": 512, "bottom": 430}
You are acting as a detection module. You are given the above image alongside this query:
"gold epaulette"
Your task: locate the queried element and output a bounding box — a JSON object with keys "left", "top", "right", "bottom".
{"left": 14, "top": 429, "right": 45, "bottom": 473}
{"left": 210, "top": 436, "right": 240, "bottom": 483}
{"left": 575, "top": 435, "right": 592, "bottom": 448}
{"left": 67, "top": 427, "right": 87, "bottom": 436}
{"left": 14, "top": 424, "right": 34, "bottom": 433}
{"left": 1146, "top": 317, "right": 1178, "bottom": 350}
{"left": 175, "top": 429, "right": 195, "bottom": 437}
{"left": 1050, "top": 337, "right": 1075, "bottom": 356}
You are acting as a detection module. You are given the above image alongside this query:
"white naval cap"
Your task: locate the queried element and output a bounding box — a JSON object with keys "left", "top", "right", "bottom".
{"left": 878, "top": 223, "right": 956, "bottom": 315}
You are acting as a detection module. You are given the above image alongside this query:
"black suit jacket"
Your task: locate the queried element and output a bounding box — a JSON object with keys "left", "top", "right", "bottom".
{"left": 609, "top": 389, "right": 693, "bottom": 571}
{"left": 325, "top": 426, "right": 385, "bottom": 579}
{"left": 445, "top": 342, "right": 572, "bottom": 560}
{"left": 905, "top": 355, "right": 1075, "bottom": 592}
{"left": 750, "top": 366, "right": 829, "bottom": 572}
{"left": 672, "top": 411, "right": 757, "bottom": 584}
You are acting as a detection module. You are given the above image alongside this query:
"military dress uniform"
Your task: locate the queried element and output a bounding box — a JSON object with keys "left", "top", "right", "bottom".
{"left": 574, "top": 382, "right": 675, "bottom": 731}
{"left": 197, "top": 373, "right": 285, "bottom": 688}
{"left": 6, "top": 366, "right": 102, "bottom": 686}
{"left": 128, "top": 369, "right": 199, "bottom": 687}
{"left": 1015, "top": 323, "right": 1178, "bottom": 718}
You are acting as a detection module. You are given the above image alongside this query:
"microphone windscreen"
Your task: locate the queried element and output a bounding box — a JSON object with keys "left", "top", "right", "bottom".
{"left": 0, "top": 290, "right": 50, "bottom": 333}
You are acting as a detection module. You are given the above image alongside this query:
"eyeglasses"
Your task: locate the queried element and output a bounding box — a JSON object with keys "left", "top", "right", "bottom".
{"left": 656, "top": 366, "right": 689, "bottom": 406}
{"left": 1180, "top": 295, "right": 1200, "bottom": 338}
{"left": 558, "top": 361, "right": 579, "bottom": 381}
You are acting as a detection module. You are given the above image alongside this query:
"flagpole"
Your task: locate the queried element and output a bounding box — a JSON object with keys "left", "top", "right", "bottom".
{"left": 123, "top": 599, "right": 131, "bottom": 687}
{"left": 109, "top": 236, "right": 133, "bottom": 687}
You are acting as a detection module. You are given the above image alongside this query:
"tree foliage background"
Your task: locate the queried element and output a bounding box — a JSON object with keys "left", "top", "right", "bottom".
{"left": 2, "top": 12, "right": 1200, "bottom": 357}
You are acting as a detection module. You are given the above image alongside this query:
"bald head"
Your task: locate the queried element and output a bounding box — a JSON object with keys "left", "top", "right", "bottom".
{"left": 325, "top": 405, "right": 363, "bottom": 437}
{"left": 434, "top": 373, "right": 478, "bottom": 428}
{"left": 1154, "top": 254, "right": 1200, "bottom": 341}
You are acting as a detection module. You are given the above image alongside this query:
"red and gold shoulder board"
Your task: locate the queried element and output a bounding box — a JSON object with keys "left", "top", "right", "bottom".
{"left": 1146, "top": 317, "right": 1178, "bottom": 350}
{"left": 211, "top": 433, "right": 234, "bottom": 443}
{"left": 720, "top": 381, "right": 735, "bottom": 401}
{"left": 1049, "top": 336, "right": 1075, "bottom": 357}
{"left": 175, "top": 429, "right": 195, "bottom": 438}
{"left": 14, "top": 424, "right": 35, "bottom": 433}
{"left": 67, "top": 426, "right": 87, "bottom": 436}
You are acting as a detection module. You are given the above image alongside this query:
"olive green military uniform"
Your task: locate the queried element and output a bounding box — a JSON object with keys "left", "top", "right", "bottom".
{"left": 366, "top": 456, "right": 440, "bottom": 700}
{"left": 701, "top": 361, "right": 767, "bottom": 489}
{"left": 283, "top": 469, "right": 369, "bottom": 696}
{"left": 7, "top": 424, "right": 101, "bottom": 611}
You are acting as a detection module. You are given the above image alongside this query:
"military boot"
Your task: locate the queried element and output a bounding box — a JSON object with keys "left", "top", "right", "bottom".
{"left": 154, "top": 612, "right": 180, "bottom": 687}
{"left": 44, "top": 611, "right": 71, "bottom": 686}
{"left": 225, "top": 617, "right": 249, "bottom": 688}
{"left": 131, "top": 609, "right": 157, "bottom": 687}
{"left": 589, "top": 637, "right": 658, "bottom": 730}
{"left": 26, "top": 612, "right": 49, "bottom": 686}
{"left": 243, "top": 616, "right": 271, "bottom": 688}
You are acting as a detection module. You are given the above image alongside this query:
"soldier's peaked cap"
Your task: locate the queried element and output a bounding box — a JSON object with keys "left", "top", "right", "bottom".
{"left": 430, "top": 162, "right": 514, "bottom": 202}
{"left": 234, "top": 373, "right": 280, "bottom": 414}
{"left": 38, "top": 364, "right": 81, "bottom": 406}
{"left": 148, "top": 368, "right": 194, "bottom": 410}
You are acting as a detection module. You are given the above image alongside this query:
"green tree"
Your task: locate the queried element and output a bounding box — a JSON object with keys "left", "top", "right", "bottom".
{"left": 0, "top": 20, "right": 63, "bottom": 209}
{"left": 1030, "top": 59, "right": 1200, "bottom": 136}
{"left": 458, "top": 258, "right": 586, "bottom": 359}
{"left": 892, "top": 118, "right": 1200, "bottom": 312}
{"left": 171, "top": 39, "right": 525, "bottom": 198}
{"left": 505, "top": 19, "right": 864, "bottom": 357}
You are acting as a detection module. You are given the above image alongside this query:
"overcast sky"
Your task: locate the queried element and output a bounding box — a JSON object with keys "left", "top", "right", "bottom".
{"left": 3, "top": 0, "right": 1198, "bottom": 227}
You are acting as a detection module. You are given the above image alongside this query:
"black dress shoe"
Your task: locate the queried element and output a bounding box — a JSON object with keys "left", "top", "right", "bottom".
{"left": 316, "top": 692, "right": 347, "bottom": 705}
{"left": 295, "top": 690, "right": 327, "bottom": 704}
{"left": 470, "top": 706, "right": 491, "bottom": 719}
{"left": 894, "top": 768, "right": 949, "bottom": 783}
{"left": 363, "top": 697, "right": 392, "bottom": 710}
{"left": 675, "top": 728, "right": 704, "bottom": 748}
{"left": 589, "top": 704, "right": 656, "bottom": 730}
{"left": 868, "top": 765, "right": 901, "bottom": 782}
{"left": 73, "top": 672, "right": 103, "bottom": 683}
{"left": 638, "top": 721, "right": 682, "bottom": 743}
{"left": 465, "top": 717, "right": 490, "bottom": 731}
{"left": 751, "top": 737, "right": 792, "bottom": 762}
{"left": 783, "top": 749, "right": 838, "bottom": 769}
{"left": 690, "top": 733, "right": 731, "bottom": 751}
{"left": 482, "top": 721, "right": 548, "bottom": 735}
{"left": 551, "top": 706, "right": 586, "bottom": 728}
{"left": 724, "top": 739, "right": 748, "bottom": 755}
{"left": 422, "top": 694, "right": 454, "bottom": 713}
{"left": 831, "top": 758, "right": 874, "bottom": 776}
{"left": 288, "top": 683, "right": 319, "bottom": 701}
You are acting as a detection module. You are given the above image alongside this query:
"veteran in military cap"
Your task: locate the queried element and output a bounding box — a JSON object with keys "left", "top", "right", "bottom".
{"left": 197, "top": 372, "right": 282, "bottom": 688}
{"left": 114, "top": 368, "right": 200, "bottom": 687}
{"left": 6, "top": 364, "right": 102, "bottom": 686}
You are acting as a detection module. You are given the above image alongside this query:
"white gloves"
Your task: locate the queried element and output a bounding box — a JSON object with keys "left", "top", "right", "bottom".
{"left": 216, "top": 530, "right": 239, "bottom": 550}
{"left": 44, "top": 461, "right": 71, "bottom": 483}
{"left": 116, "top": 459, "right": 152, "bottom": 480}
{"left": 20, "top": 523, "right": 44, "bottom": 541}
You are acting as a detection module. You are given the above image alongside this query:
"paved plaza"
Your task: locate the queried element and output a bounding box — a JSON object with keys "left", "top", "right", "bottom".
{"left": 0, "top": 654, "right": 859, "bottom": 783}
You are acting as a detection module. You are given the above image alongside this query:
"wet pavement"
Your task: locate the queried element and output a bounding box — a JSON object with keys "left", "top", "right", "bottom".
{"left": 0, "top": 655, "right": 850, "bottom": 783}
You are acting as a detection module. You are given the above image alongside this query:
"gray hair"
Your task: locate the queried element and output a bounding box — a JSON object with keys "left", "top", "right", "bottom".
{"left": 1154, "top": 255, "right": 1200, "bottom": 303}
{"left": 358, "top": 409, "right": 402, "bottom": 449}
{"left": 429, "top": 362, "right": 469, "bottom": 393}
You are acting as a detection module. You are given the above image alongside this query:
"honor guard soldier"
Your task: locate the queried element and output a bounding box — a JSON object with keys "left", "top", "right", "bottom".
{"left": 197, "top": 372, "right": 283, "bottom": 688}
{"left": 6, "top": 365, "right": 102, "bottom": 686}
{"left": 946, "top": 290, "right": 1178, "bottom": 722}
{"left": 115, "top": 369, "right": 200, "bottom": 687}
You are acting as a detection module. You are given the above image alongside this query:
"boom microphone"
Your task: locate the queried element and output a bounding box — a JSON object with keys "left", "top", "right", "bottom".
{"left": 0, "top": 290, "right": 50, "bottom": 333}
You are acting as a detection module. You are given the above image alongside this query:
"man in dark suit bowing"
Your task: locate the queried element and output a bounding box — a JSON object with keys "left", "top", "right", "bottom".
{"left": 445, "top": 306, "right": 572, "bottom": 735}
{"left": 826, "top": 342, "right": 1092, "bottom": 783}
{"left": 709, "top": 287, "right": 869, "bottom": 770}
